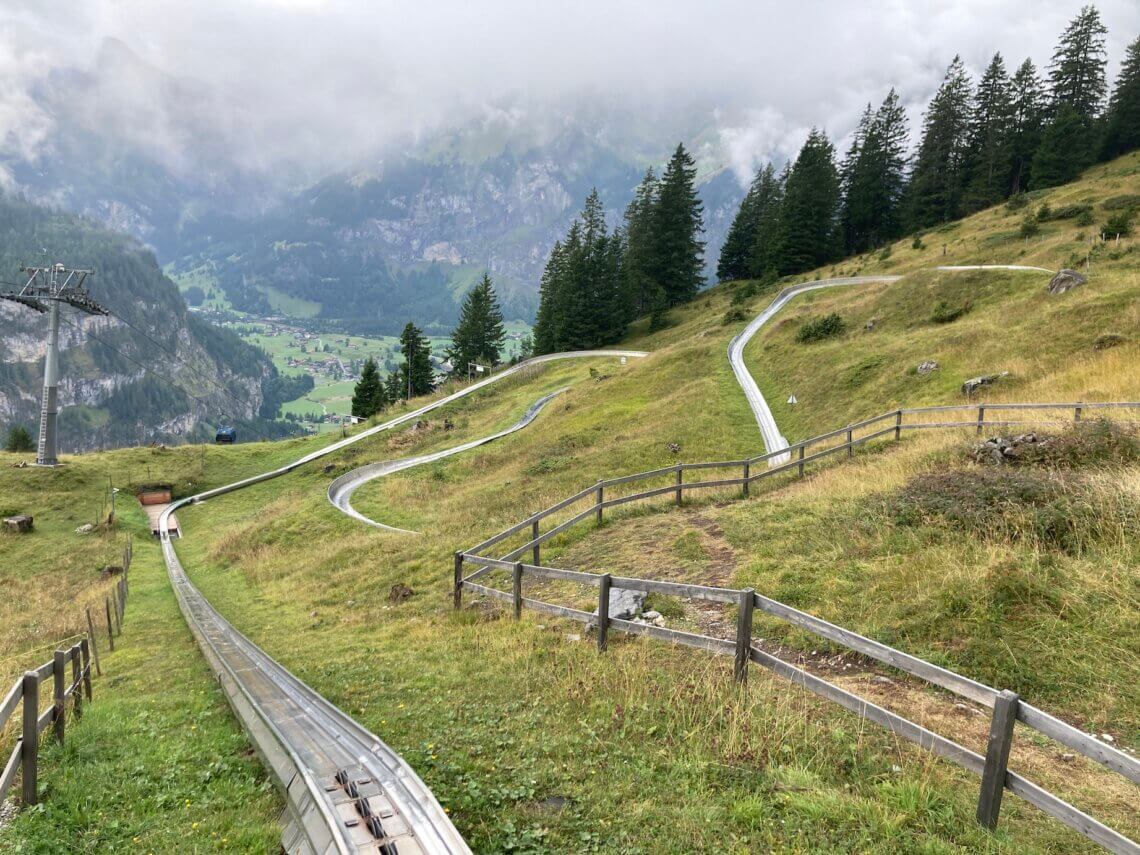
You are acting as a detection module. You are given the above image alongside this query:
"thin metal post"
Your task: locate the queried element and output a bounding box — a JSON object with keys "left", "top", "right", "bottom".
{"left": 895, "top": 409, "right": 903, "bottom": 440}
{"left": 846, "top": 427, "right": 853, "bottom": 458}
{"left": 532, "top": 518, "right": 540, "bottom": 565}
{"left": 52, "top": 649, "right": 65, "bottom": 744}
{"left": 80, "top": 639, "right": 93, "bottom": 700}
{"left": 105, "top": 597, "right": 115, "bottom": 651}
{"left": 512, "top": 562, "right": 523, "bottom": 620}
{"left": 742, "top": 462, "right": 750, "bottom": 497}
{"left": 21, "top": 671, "right": 38, "bottom": 806}
{"left": 452, "top": 553, "right": 463, "bottom": 610}
{"left": 675, "top": 465, "right": 683, "bottom": 505}
{"left": 977, "top": 405, "right": 985, "bottom": 436}
{"left": 85, "top": 607, "right": 102, "bottom": 676}
{"left": 595, "top": 481, "right": 604, "bottom": 525}
{"left": 797, "top": 445, "right": 805, "bottom": 477}
{"left": 71, "top": 646, "right": 82, "bottom": 719}
{"left": 597, "top": 574, "right": 612, "bottom": 652}
{"left": 734, "top": 589, "right": 755, "bottom": 683}
{"left": 977, "top": 690, "right": 1019, "bottom": 829}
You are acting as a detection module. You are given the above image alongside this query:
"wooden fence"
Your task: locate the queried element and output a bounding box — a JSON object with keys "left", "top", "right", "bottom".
{"left": 0, "top": 536, "right": 133, "bottom": 811}
{"left": 456, "top": 401, "right": 1140, "bottom": 854}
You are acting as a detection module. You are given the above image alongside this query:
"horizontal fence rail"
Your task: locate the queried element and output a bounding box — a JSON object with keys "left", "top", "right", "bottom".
{"left": 456, "top": 401, "right": 1140, "bottom": 854}
{"left": 0, "top": 538, "right": 131, "bottom": 812}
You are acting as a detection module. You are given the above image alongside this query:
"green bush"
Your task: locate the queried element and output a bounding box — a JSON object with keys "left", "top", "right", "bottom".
{"left": 1076, "top": 209, "right": 1095, "bottom": 227}
{"left": 1101, "top": 208, "right": 1135, "bottom": 237}
{"left": 1005, "top": 194, "right": 1029, "bottom": 211}
{"left": 1038, "top": 202, "right": 1092, "bottom": 221}
{"left": 795, "top": 313, "right": 845, "bottom": 343}
{"left": 1019, "top": 211, "right": 1041, "bottom": 238}
{"left": 930, "top": 299, "right": 972, "bottom": 324}
{"left": 722, "top": 308, "right": 747, "bottom": 325}
{"left": 1102, "top": 193, "right": 1140, "bottom": 211}
{"left": 730, "top": 281, "right": 759, "bottom": 306}
{"left": 911, "top": 234, "right": 925, "bottom": 250}
{"left": 4, "top": 425, "right": 34, "bottom": 452}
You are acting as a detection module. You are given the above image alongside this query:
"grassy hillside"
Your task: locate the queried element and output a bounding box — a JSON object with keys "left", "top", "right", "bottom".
{"left": 2, "top": 154, "right": 1139, "bottom": 852}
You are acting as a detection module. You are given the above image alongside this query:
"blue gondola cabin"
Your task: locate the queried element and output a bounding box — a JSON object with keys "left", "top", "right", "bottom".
{"left": 215, "top": 426, "right": 237, "bottom": 444}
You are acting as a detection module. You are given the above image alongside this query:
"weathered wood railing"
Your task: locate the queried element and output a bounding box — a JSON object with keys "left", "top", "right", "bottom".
{"left": 0, "top": 536, "right": 133, "bottom": 811}
{"left": 455, "top": 401, "right": 1140, "bottom": 854}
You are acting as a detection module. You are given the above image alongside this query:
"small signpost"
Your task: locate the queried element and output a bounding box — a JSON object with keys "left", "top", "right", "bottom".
{"left": 787, "top": 394, "right": 798, "bottom": 406}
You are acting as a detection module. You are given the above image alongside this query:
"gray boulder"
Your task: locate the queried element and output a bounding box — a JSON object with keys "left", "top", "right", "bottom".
{"left": 1047, "top": 269, "right": 1087, "bottom": 295}
{"left": 594, "top": 587, "right": 646, "bottom": 620}
{"left": 961, "top": 371, "right": 1009, "bottom": 395}
{"left": 916, "top": 360, "right": 939, "bottom": 375}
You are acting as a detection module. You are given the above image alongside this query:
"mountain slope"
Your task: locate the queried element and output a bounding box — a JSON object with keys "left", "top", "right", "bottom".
{"left": 0, "top": 195, "right": 286, "bottom": 449}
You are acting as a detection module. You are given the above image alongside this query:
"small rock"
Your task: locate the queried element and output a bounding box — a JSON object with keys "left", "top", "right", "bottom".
{"left": 389, "top": 582, "right": 414, "bottom": 604}
{"left": 666, "top": 442, "right": 681, "bottom": 455}
{"left": 1101, "top": 733, "right": 1115, "bottom": 743}
{"left": 890, "top": 764, "right": 902, "bottom": 774}
{"left": 565, "top": 633, "right": 581, "bottom": 643}
{"left": 309, "top": 610, "right": 318, "bottom": 618}
{"left": 443, "top": 418, "right": 455, "bottom": 431}
{"left": 651, "top": 615, "right": 666, "bottom": 627}
{"left": 953, "top": 703, "right": 971, "bottom": 716}
{"left": 916, "top": 360, "right": 939, "bottom": 375}
{"left": 75, "top": 523, "right": 94, "bottom": 535}
{"left": 322, "top": 463, "right": 335, "bottom": 474}
{"left": 1060, "top": 753, "right": 1076, "bottom": 763}
{"left": 642, "top": 610, "right": 662, "bottom": 621}
{"left": 2, "top": 514, "right": 33, "bottom": 533}
{"left": 873, "top": 676, "right": 893, "bottom": 686}
{"left": 346, "top": 599, "right": 356, "bottom": 607}
{"left": 961, "top": 371, "right": 1009, "bottom": 396}
{"left": 865, "top": 318, "right": 877, "bottom": 331}
{"left": 1047, "top": 269, "right": 1087, "bottom": 295}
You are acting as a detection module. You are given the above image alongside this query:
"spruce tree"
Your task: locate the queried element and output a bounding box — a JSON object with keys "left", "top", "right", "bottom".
{"left": 746, "top": 163, "right": 787, "bottom": 280}
{"left": 652, "top": 143, "right": 705, "bottom": 305}
{"left": 1102, "top": 36, "right": 1140, "bottom": 159}
{"left": 1047, "top": 5, "right": 1108, "bottom": 120}
{"left": 771, "top": 129, "right": 841, "bottom": 275}
{"left": 446, "top": 272, "right": 506, "bottom": 373}
{"left": 906, "top": 56, "right": 974, "bottom": 229}
{"left": 1009, "top": 59, "right": 1047, "bottom": 194}
{"left": 399, "top": 322, "right": 435, "bottom": 398}
{"left": 718, "top": 166, "right": 769, "bottom": 281}
{"left": 621, "top": 169, "right": 661, "bottom": 317}
{"left": 842, "top": 89, "right": 909, "bottom": 252}
{"left": 384, "top": 370, "right": 403, "bottom": 403}
{"left": 1031, "top": 103, "right": 1097, "bottom": 188}
{"left": 351, "top": 357, "right": 387, "bottom": 419}
{"left": 533, "top": 239, "right": 565, "bottom": 354}
{"left": 838, "top": 105, "right": 874, "bottom": 253}
{"left": 964, "top": 53, "right": 1016, "bottom": 210}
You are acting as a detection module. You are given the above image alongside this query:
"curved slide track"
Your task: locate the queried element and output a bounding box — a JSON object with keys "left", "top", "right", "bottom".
{"left": 328, "top": 388, "right": 568, "bottom": 532}
{"left": 728, "top": 265, "right": 1053, "bottom": 464}
{"left": 154, "top": 349, "right": 643, "bottom": 854}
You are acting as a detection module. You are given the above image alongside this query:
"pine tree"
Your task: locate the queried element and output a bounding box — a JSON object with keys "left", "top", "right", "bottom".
{"left": 964, "top": 53, "right": 1016, "bottom": 210}
{"left": 1009, "top": 59, "right": 1047, "bottom": 195}
{"left": 384, "top": 371, "right": 403, "bottom": 403}
{"left": 906, "top": 56, "right": 974, "bottom": 229}
{"left": 533, "top": 239, "right": 565, "bottom": 354}
{"left": 621, "top": 168, "right": 661, "bottom": 317}
{"left": 771, "top": 129, "right": 841, "bottom": 275}
{"left": 4, "top": 425, "right": 34, "bottom": 452}
{"left": 718, "top": 167, "right": 768, "bottom": 281}
{"left": 842, "top": 89, "right": 909, "bottom": 252}
{"left": 838, "top": 105, "right": 874, "bottom": 253}
{"left": 446, "top": 272, "right": 506, "bottom": 374}
{"left": 351, "top": 357, "right": 387, "bottom": 419}
{"left": 746, "top": 163, "right": 787, "bottom": 280}
{"left": 652, "top": 143, "right": 705, "bottom": 305}
{"left": 399, "top": 322, "right": 434, "bottom": 398}
{"left": 1047, "top": 5, "right": 1108, "bottom": 120}
{"left": 1102, "top": 36, "right": 1140, "bottom": 159}
{"left": 1031, "top": 103, "right": 1097, "bottom": 188}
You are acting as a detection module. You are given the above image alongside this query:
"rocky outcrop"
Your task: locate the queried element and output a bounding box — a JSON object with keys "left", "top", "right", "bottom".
{"left": 917, "top": 360, "right": 939, "bottom": 375}
{"left": 973, "top": 433, "right": 1048, "bottom": 464}
{"left": 1047, "top": 269, "right": 1087, "bottom": 294}
{"left": 961, "top": 371, "right": 1009, "bottom": 395}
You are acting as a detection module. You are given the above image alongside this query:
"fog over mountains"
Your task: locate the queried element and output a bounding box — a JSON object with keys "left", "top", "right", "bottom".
{"left": 2, "top": 1, "right": 1137, "bottom": 329}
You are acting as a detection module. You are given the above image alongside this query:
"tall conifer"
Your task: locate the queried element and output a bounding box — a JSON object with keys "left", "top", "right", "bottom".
{"left": 652, "top": 143, "right": 705, "bottom": 305}
{"left": 771, "top": 129, "right": 841, "bottom": 275}
{"left": 906, "top": 56, "right": 974, "bottom": 229}
{"left": 1102, "top": 36, "right": 1140, "bottom": 159}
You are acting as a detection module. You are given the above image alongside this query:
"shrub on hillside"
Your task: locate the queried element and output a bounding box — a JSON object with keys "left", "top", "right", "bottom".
{"left": 1005, "top": 194, "right": 1029, "bottom": 211}
{"left": 911, "top": 234, "right": 925, "bottom": 250}
{"left": 795, "top": 313, "right": 845, "bottom": 343}
{"left": 1038, "top": 202, "right": 1092, "bottom": 221}
{"left": 1101, "top": 208, "right": 1135, "bottom": 237}
{"left": 1019, "top": 211, "right": 1041, "bottom": 238}
{"left": 930, "top": 299, "right": 972, "bottom": 324}
{"left": 731, "top": 281, "right": 759, "bottom": 306}
{"left": 4, "top": 425, "right": 34, "bottom": 452}
{"left": 1102, "top": 193, "right": 1140, "bottom": 211}
{"left": 722, "top": 308, "right": 747, "bottom": 325}
{"left": 1076, "top": 209, "right": 1095, "bottom": 227}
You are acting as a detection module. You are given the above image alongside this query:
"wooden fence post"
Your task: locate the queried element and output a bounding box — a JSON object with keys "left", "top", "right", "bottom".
{"left": 111, "top": 589, "right": 121, "bottom": 636}
{"left": 675, "top": 465, "right": 683, "bottom": 506}
{"left": 71, "top": 646, "right": 82, "bottom": 720}
{"left": 1074, "top": 403, "right": 1082, "bottom": 423}
{"left": 85, "top": 607, "right": 102, "bottom": 677}
{"left": 52, "top": 649, "right": 66, "bottom": 744}
{"left": 452, "top": 553, "right": 463, "bottom": 610}
{"left": 512, "top": 562, "right": 523, "bottom": 620}
{"left": 734, "top": 589, "right": 755, "bottom": 683}
{"left": 797, "top": 445, "right": 805, "bottom": 478}
{"left": 532, "top": 518, "right": 540, "bottom": 565}
{"left": 595, "top": 481, "right": 604, "bottom": 525}
{"left": 742, "top": 462, "right": 750, "bottom": 497}
{"left": 105, "top": 597, "right": 115, "bottom": 651}
{"left": 976, "top": 405, "right": 985, "bottom": 436}
{"left": 895, "top": 409, "right": 903, "bottom": 441}
{"left": 21, "top": 671, "right": 38, "bottom": 806}
{"left": 80, "top": 639, "right": 93, "bottom": 700}
{"left": 846, "top": 427, "right": 854, "bottom": 458}
{"left": 597, "top": 574, "right": 612, "bottom": 652}
{"left": 976, "top": 690, "right": 1019, "bottom": 829}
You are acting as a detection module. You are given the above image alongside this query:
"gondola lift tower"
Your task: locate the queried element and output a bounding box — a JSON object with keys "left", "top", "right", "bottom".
{"left": 0, "top": 263, "right": 107, "bottom": 465}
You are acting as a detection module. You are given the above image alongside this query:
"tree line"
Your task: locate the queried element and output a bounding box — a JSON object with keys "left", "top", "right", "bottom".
{"left": 351, "top": 273, "right": 508, "bottom": 419}
{"left": 533, "top": 143, "right": 706, "bottom": 353}
{"left": 718, "top": 5, "right": 1140, "bottom": 282}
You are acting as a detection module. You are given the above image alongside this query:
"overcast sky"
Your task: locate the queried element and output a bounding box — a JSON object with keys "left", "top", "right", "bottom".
{"left": 2, "top": 0, "right": 1138, "bottom": 186}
